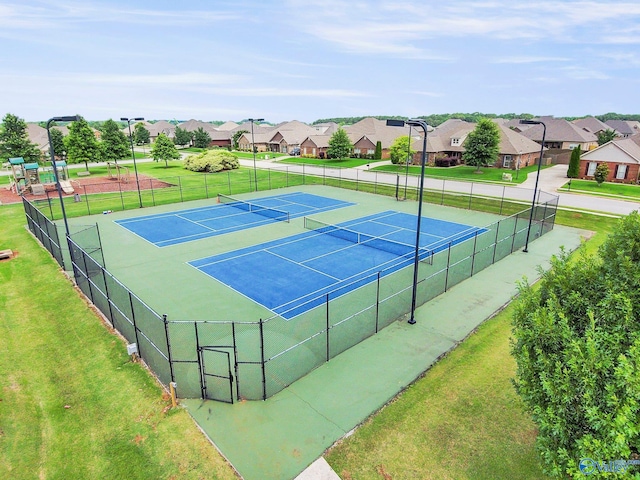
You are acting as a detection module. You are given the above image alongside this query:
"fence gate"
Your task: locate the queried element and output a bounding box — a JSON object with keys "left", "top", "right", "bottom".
{"left": 198, "top": 347, "right": 235, "bottom": 404}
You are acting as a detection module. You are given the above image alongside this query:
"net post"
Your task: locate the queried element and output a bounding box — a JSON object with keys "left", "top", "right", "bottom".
{"left": 444, "top": 241, "right": 453, "bottom": 292}
{"left": 470, "top": 231, "right": 478, "bottom": 276}
{"left": 195, "top": 322, "right": 205, "bottom": 399}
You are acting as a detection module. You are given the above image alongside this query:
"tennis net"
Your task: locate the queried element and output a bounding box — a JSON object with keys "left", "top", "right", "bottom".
{"left": 304, "top": 217, "right": 432, "bottom": 264}
{"left": 218, "top": 194, "right": 290, "bottom": 223}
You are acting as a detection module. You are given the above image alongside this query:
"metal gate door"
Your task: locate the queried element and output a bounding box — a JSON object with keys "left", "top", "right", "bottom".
{"left": 199, "top": 347, "right": 234, "bottom": 404}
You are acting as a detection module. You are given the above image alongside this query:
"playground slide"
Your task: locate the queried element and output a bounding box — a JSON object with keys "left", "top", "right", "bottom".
{"left": 59, "top": 180, "right": 74, "bottom": 194}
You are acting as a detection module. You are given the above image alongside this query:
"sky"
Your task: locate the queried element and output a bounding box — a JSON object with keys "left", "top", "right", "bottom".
{"left": 2, "top": 0, "right": 640, "bottom": 124}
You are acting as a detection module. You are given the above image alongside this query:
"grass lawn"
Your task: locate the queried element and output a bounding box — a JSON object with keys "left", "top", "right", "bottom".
{"left": 232, "top": 151, "right": 288, "bottom": 160}
{"left": 0, "top": 204, "right": 238, "bottom": 479}
{"left": 560, "top": 178, "right": 640, "bottom": 199}
{"left": 3, "top": 159, "right": 622, "bottom": 479}
{"left": 373, "top": 163, "right": 550, "bottom": 184}
{"left": 325, "top": 210, "right": 618, "bottom": 479}
{"left": 278, "top": 157, "right": 387, "bottom": 168}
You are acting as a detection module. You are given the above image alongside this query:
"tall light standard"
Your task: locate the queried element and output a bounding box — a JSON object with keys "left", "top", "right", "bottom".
{"left": 248, "top": 118, "right": 263, "bottom": 191}
{"left": 47, "top": 115, "right": 79, "bottom": 237}
{"left": 387, "top": 119, "right": 429, "bottom": 324}
{"left": 121, "top": 117, "right": 144, "bottom": 208}
{"left": 519, "top": 119, "right": 546, "bottom": 253}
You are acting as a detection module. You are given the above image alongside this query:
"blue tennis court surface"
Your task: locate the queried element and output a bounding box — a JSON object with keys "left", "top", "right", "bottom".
{"left": 114, "top": 192, "right": 353, "bottom": 247}
{"left": 190, "top": 210, "right": 487, "bottom": 319}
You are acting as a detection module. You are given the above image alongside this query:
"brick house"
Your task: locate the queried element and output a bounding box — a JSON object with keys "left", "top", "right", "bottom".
{"left": 579, "top": 135, "right": 640, "bottom": 183}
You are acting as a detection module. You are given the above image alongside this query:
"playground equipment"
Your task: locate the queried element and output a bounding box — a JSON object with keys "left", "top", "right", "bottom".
{"left": 8, "top": 157, "right": 74, "bottom": 195}
{"left": 106, "top": 162, "right": 130, "bottom": 183}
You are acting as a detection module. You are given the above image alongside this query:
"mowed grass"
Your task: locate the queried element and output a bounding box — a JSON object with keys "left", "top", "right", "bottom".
{"left": 560, "top": 178, "right": 640, "bottom": 199}
{"left": 0, "top": 204, "right": 238, "bottom": 479}
{"left": 373, "top": 163, "right": 550, "bottom": 184}
{"left": 325, "top": 211, "right": 618, "bottom": 479}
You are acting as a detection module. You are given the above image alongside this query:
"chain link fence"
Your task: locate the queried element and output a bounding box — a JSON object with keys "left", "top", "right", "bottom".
{"left": 23, "top": 172, "right": 558, "bottom": 403}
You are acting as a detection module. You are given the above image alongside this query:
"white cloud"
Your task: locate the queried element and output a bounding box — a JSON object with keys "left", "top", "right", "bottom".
{"left": 492, "top": 56, "right": 570, "bottom": 64}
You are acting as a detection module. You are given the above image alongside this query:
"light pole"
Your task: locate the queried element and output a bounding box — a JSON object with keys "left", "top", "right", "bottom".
{"left": 120, "top": 117, "right": 144, "bottom": 208}
{"left": 47, "top": 115, "right": 80, "bottom": 237}
{"left": 248, "top": 118, "right": 263, "bottom": 191}
{"left": 387, "top": 119, "right": 429, "bottom": 324}
{"left": 404, "top": 124, "right": 412, "bottom": 200}
{"left": 519, "top": 119, "right": 546, "bottom": 253}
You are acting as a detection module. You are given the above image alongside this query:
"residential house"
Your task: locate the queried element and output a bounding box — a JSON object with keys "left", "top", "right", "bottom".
{"left": 344, "top": 117, "right": 412, "bottom": 159}
{"left": 516, "top": 117, "right": 598, "bottom": 163}
{"left": 146, "top": 120, "right": 175, "bottom": 142}
{"left": 424, "top": 119, "right": 542, "bottom": 169}
{"left": 572, "top": 117, "right": 611, "bottom": 136}
{"left": 300, "top": 135, "right": 331, "bottom": 158}
{"left": 605, "top": 120, "right": 639, "bottom": 138}
{"left": 579, "top": 134, "right": 640, "bottom": 183}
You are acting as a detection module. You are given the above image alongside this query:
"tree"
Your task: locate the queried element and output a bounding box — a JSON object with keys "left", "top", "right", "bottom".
{"left": 567, "top": 145, "right": 581, "bottom": 178}
{"left": 0, "top": 113, "right": 41, "bottom": 163}
{"left": 327, "top": 128, "right": 353, "bottom": 159}
{"left": 65, "top": 116, "right": 101, "bottom": 172}
{"left": 150, "top": 133, "right": 180, "bottom": 167}
{"left": 232, "top": 130, "right": 248, "bottom": 150}
{"left": 100, "top": 119, "right": 130, "bottom": 163}
{"left": 594, "top": 163, "right": 609, "bottom": 185}
{"left": 388, "top": 136, "right": 414, "bottom": 165}
{"left": 462, "top": 118, "right": 501, "bottom": 172}
{"left": 48, "top": 128, "right": 66, "bottom": 160}
{"left": 512, "top": 212, "right": 640, "bottom": 478}
{"left": 374, "top": 141, "right": 382, "bottom": 160}
{"left": 174, "top": 126, "right": 192, "bottom": 147}
{"left": 597, "top": 129, "right": 617, "bottom": 145}
{"left": 134, "top": 123, "right": 150, "bottom": 145}
{"left": 193, "top": 127, "right": 211, "bottom": 149}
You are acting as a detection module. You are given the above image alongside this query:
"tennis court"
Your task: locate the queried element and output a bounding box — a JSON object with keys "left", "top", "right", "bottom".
{"left": 189, "top": 210, "right": 487, "bottom": 319}
{"left": 114, "top": 191, "right": 353, "bottom": 247}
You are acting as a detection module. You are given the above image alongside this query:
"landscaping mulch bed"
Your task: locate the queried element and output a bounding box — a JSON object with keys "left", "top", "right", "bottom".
{"left": 0, "top": 174, "right": 174, "bottom": 205}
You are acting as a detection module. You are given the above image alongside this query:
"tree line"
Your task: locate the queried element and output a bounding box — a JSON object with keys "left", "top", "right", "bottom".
{"left": 312, "top": 113, "right": 640, "bottom": 127}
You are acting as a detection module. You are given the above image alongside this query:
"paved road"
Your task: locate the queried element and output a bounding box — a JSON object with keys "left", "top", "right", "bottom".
{"left": 245, "top": 159, "right": 640, "bottom": 217}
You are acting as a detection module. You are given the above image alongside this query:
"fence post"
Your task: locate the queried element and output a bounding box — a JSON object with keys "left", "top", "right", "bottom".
{"left": 195, "top": 322, "right": 205, "bottom": 399}
{"left": 500, "top": 186, "right": 505, "bottom": 215}
{"left": 468, "top": 182, "right": 473, "bottom": 210}
{"left": 84, "top": 185, "right": 91, "bottom": 215}
{"left": 163, "top": 314, "right": 175, "bottom": 384}
{"left": 101, "top": 267, "right": 115, "bottom": 326}
{"left": 204, "top": 174, "right": 209, "bottom": 199}
{"left": 150, "top": 177, "right": 156, "bottom": 206}
{"left": 326, "top": 293, "right": 330, "bottom": 361}
{"left": 375, "top": 271, "right": 381, "bottom": 333}
{"left": 47, "top": 192, "right": 54, "bottom": 219}
{"left": 118, "top": 178, "right": 124, "bottom": 211}
{"left": 510, "top": 213, "right": 520, "bottom": 253}
{"left": 259, "top": 319, "right": 267, "bottom": 400}
{"left": 232, "top": 322, "right": 240, "bottom": 401}
{"left": 492, "top": 220, "right": 501, "bottom": 263}
{"left": 178, "top": 177, "right": 183, "bottom": 203}
{"left": 470, "top": 231, "right": 478, "bottom": 276}
{"left": 129, "top": 291, "right": 142, "bottom": 358}
{"left": 444, "top": 241, "right": 452, "bottom": 291}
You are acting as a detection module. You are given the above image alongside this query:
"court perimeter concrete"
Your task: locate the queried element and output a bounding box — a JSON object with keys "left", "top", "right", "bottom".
{"left": 183, "top": 223, "right": 588, "bottom": 480}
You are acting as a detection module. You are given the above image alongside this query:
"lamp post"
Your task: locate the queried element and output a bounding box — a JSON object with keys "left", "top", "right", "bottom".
{"left": 47, "top": 115, "right": 80, "bottom": 237}
{"left": 120, "top": 117, "right": 145, "bottom": 208}
{"left": 404, "top": 124, "right": 412, "bottom": 200}
{"left": 519, "top": 119, "right": 546, "bottom": 253}
{"left": 387, "top": 119, "right": 429, "bottom": 324}
{"left": 248, "top": 118, "right": 263, "bottom": 191}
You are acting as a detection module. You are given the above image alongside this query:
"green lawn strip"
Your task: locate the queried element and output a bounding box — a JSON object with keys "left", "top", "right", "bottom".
{"left": 0, "top": 204, "right": 238, "bottom": 480}
{"left": 325, "top": 212, "right": 615, "bottom": 479}
{"left": 559, "top": 178, "right": 640, "bottom": 200}
{"left": 232, "top": 151, "right": 288, "bottom": 160}
{"left": 278, "top": 157, "right": 387, "bottom": 168}
{"left": 373, "top": 164, "right": 549, "bottom": 184}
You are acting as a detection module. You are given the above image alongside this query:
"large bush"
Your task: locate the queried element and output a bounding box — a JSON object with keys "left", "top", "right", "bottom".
{"left": 512, "top": 212, "right": 640, "bottom": 478}
{"left": 184, "top": 150, "right": 239, "bottom": 173}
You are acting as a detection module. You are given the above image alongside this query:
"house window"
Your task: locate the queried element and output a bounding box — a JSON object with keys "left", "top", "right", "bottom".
{"left": 367, "top": 149, "right": 375, "bottom": 155}
{"left": 354, "top": 148, "right": 361, "bottom": 154}
{"left": 451, "top": 138, "right": 460, "bottom": 146}
{"left": 616, "top": 164, "right": 627, "bottom": 180}
{"left": 503, "top": 155, "right": 512, "bottom": 168}
{"left": 587, "top": 162, "right": 597, "bottom": 176}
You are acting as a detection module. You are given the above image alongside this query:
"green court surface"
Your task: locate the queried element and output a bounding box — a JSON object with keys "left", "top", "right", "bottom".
{"left": 62, "top": 185, "right": 585, "bottom": 479}
{"left": 183, "top": 223, "right": 586, "bottom": 480}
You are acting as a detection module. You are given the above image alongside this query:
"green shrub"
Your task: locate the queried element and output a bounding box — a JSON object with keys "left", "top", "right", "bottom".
{"left": 184, "top": 150, "right": 239, "bottom": 173}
